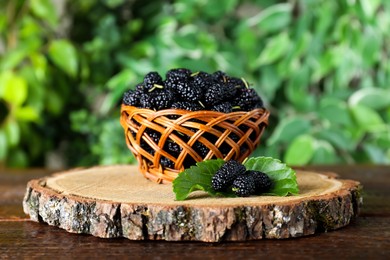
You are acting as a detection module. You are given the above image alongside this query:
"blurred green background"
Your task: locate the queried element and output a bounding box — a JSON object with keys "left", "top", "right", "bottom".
{"left": 1, "top": 0, "right": 389, "bottom": 169}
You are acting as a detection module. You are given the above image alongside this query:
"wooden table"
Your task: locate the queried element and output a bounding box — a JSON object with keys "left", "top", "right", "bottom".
{"left": 1, "top": 165, "right": 389, "bottom": 258}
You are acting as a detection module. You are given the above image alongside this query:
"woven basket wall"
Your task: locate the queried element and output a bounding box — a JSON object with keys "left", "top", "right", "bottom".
{"left": 120, "top": 105, "right": 270, "bottom": 183}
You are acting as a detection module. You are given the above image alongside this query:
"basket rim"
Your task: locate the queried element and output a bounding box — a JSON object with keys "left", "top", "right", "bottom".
{"left": 120, "top": 104, "right": 269, "bottom": 116}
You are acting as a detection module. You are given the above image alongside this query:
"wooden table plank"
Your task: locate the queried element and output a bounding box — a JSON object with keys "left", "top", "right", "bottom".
{"left": 0, "top": 169, "right": 52, "bottom": 221}
{"left": 0, "top": 218, "right": 389, "bottom": 258}
{"left": 0, "top": 165, "right": 389, "bottom": 258}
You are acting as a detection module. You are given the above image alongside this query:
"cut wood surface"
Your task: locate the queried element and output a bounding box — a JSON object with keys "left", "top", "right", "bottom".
{"left": 22, "top": 165, "right": 362, "bottom": 242}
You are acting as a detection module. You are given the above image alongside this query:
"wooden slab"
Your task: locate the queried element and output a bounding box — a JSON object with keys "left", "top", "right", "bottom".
{"left": 22, "top": 165, "right": 362, "bottom": 242}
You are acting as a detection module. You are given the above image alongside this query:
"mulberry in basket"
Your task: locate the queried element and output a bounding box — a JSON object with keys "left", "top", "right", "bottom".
{"left": 120, "top": 105, "right": 269, "bottom": 183}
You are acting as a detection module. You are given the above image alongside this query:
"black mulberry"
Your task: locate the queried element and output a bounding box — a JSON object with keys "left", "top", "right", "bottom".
{"left": 160, "top": 156, "right": 175, "bottom": 168}
{"left": 192, "top": 72, "right": 213, "bottom": 91}
{"left": 167, "top": 80, "right": 202, "bottom": 101}
{"left": 138, "top": 90, "right": 152, "bottom": 109}
{"left": 165, "top": 140, "right": 182, "bottom": 156}
{"left": 219, "top": 133, "right": 240, "bottom": 156}
{"left": 221, "top": 82, "right": 238, "bottom": 100}
{"left": 226, "top": 76, "right": 246, "bottom": 89}
{"left": 171, "top": 101, "right": 203, "bottom": 111}
{"left": 140, "top": 129, "right": 161, "bottom": 154}
{"left": 212, "top": 71, "right": 228, "bottom": 82}
{"left": 211, "top": 102, "right": 233, "bottom": 113}
{"left": 166, "top": 68, "right": 192, "bottom": 81}
{"left": 149, "top": 89, "right": 174, "bottom": 110}
{"left": 211, "top": 160, "right": 246, "bottom": 192}
{"left": 248, "top": 170, "right": 273, "bottom": 193}
{"left": 232, "top": 173, "right": 256, "bottom": 197}
{"left": 143, "top": 72, "right": 163, "bottom": 91}
{"left": 203, "top": 83, "right": 224, "bottom": 105}
{"left": 193, "top": 141, "right": 209, "bottom": 157}
{"left": 233, "top": 88, "right": 264, "bottom": 111}
{"left": 122, "top": 89, "right": 138, "bottom": 106}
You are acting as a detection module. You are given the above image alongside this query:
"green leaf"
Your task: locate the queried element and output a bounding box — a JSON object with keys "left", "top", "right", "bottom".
{"left": 285, "top": 65, "right": 315, "bottom": 111}
{"left": 236, "top": 25, "right": 257, "bottom": 54}
{"left": 318, "top": 100, "right": 353, "bottom": 126}
{"left": 267, "top": 117, "right": 311, "bottom": 145}
{"left": 291, "top": 32, "right": 312, "bottom": 59}
{"left": 0, "top": 15, "right": 6, "bottom": 36}
{"left": 0, "top": 48, "right": 28, "bottom": 71}
{"left": 349, "top": 104, "right": 386, "bottom": 132}
{"left": 315, "top": 128, "right": 355, "bottom": 151}
{"left": 284, "top": 135, "right": 316, "bottom": 166}
{"left": 106, "top": 69, "right": 135, "bottom": 90}
{"left": 104, "top": 0, "right": 126, "bottom": 8}
{"left": 250, "top": 3, "right": 292, "bottom": 34}
{"left": 0, "top": 71, "right": 28, "bottom": 106}
{"left": 173, "top": 159, "right": 226, "bottom": 201}
{"left": 30, "top": 0, "right": 58, "bottom": 27}
{"left": 0, "top": 71, "right": 9, "bottom": 98}
{"left": 45, "top": 89, "right": 64, "bottom": 115}
{"left": 349, "top": 88, "right": 390, "bottom": 110}
{"left": 4, "top": 120, "right": 20, "bottom": 147}
{"left": 202, "top": 0, "right": 238, "bottom": 19}
{"left": 311, "top": 49, "right": 337, "bottom": 83}
{"left": 173, "top": 157, "right": 299, "bottom": 200}
{"left": 359, "top": 0, "right": 381, "bottom": 18}
{"left": 360, "top": 27, "right": 381, "bottom": 67}
{"left": 48, "top": 40, "right": 78, "bottom": 77}
{"left": 333, "top": 48, "right": 361, "bottom": 87}
{"left": 102, "top": 70, "right": 136, "bottom": 114}
{"left": 173, "top": 26, "right": 199, "bottom": 50}
{"left": 244, "top": 157, "right": 299, "bottom": 196}
{"left": 5, "top": 149, "right": 28, "bottom": 167}
{"left": 14, "top": 107, "right": 39, "bottom": 121}
{"left": 363, "top": 143, "right": 390, "bottom": 164}
{"left": 258, "top": 66, "right": 281, "bottom": 101}
{"left": 255, "top": 32, "right": 290, "bottom": 66}
{"left": 374, "top": 131, "right": 390, "bottom": 150}
{"left": 129, "top": 42, "right": 155, "bottom": 58}
{"left": 311, "top": 140, "right": 339, "bottom": 164}
{"left": 30, "top": 53, "right": 48, "bottom": 82}
{"left": 0, "top": 130, "right": 7, "bottom": 160}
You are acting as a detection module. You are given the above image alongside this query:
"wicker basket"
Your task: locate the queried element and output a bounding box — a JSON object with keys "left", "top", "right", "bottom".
{"left": 120, "top": 105, "right": 270, "bottom": 183}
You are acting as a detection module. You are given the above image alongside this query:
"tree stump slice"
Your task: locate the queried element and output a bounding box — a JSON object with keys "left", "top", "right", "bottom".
{"left": 22, "top": 165, "right": 362, "bottom": 242}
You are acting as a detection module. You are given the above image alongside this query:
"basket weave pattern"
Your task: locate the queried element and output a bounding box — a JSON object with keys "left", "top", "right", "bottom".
{"left": 120, "top": 105, "right": 270, "bottom": 183}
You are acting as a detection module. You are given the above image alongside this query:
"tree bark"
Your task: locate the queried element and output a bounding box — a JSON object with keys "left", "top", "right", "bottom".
{"left": 23, "top": 165, "right": 362, "bottom": 242}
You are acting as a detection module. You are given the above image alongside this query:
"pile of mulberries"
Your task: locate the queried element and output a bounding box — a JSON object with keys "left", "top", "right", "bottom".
{"left": 122, "top": 69, "right": 266, "bottom": 170}
{"left": 211, "top": 160, "right": 273, "bottom": 197}
{"left": 122, "top": 68, "right": 264, "bottom": 112}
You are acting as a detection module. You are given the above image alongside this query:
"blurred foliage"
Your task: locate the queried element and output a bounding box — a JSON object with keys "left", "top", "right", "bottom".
{"left": 0, "top": 0, "right": 86, "bottom": 167}
{"left": 1, "top": 0, "right": 390, "bottom": 168}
